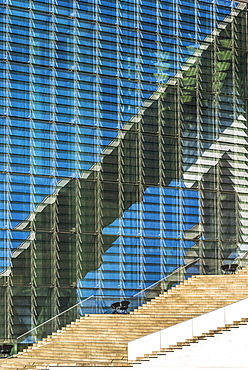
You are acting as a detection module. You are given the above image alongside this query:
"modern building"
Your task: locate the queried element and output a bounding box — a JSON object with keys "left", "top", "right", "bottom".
{"left": 0, "top": 0, "right": 248, "bottom": 343}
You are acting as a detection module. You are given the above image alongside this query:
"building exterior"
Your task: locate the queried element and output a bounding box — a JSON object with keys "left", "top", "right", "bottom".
{"left": 0, "top": 0, "right": 248, "bottom": 342}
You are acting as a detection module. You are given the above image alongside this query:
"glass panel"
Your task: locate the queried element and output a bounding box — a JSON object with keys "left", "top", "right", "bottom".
{"left": 0, "top": 0, "right": 247, "bottom": 344}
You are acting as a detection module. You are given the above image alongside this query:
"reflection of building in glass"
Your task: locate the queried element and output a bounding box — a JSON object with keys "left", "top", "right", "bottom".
{"left": 0, "top": 0, "right": 248, "bottom": 341}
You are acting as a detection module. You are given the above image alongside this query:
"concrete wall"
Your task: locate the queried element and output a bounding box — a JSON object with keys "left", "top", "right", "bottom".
{"left": 131, "top": 322, "right": 248, "bottom": 370}
{"left": 49, "top": 298, "right": 248, "bottom": 370}
{"left": 128, "top": 297, "right": 248, "bottom": 361}
{"left": 49, "top": 322, "right": 248, "bottom": 370}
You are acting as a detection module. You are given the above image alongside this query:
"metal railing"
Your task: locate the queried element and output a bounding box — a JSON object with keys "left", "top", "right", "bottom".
{"left": 16, "top": 295, "right": 95, "bottom": 343}
{"left": 133, "top": 258, "right": 200, "bottom": 299}
{"left": 11, "top": 257, "right": 200, "bottom": 350}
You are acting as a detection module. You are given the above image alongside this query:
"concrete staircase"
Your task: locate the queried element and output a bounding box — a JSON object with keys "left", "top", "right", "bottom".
{"left": 131, "top": 318, "right": 248, "bottom": 370}
{"left": 2, "top": 267, "right": 248, "bottom": 370}
{"left": 136, "top": 318, "right": 248, "bottom": 361}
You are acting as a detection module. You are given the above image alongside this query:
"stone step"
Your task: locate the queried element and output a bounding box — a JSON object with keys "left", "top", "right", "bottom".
{"left": 2, "top": 269, "right": 248, "bottom": 369}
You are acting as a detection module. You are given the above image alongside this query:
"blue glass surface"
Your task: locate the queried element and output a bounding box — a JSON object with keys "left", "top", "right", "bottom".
{"left": 0, "top": 0, "right": 240, "bottom": 299}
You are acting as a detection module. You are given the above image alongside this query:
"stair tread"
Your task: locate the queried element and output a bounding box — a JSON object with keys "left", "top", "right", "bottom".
{"left": 2, "top": 269, "right": 248, "bottom": 369}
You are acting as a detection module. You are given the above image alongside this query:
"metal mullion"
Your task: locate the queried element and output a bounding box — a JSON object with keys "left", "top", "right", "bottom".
{"left": 95, "top": 166, "right": 103, "bottom": 312}
{"left": 132, "top": 0, "right": 146, "bottom": 297}
{"left": 230, "top": 14, "right": 239, "bottom": 265}
{"left": 195, "top": 30, "right": 204, "bottom": 275}
{"left": 5, "top": 269, "right": 13, "bottom": 341}
{"left": 2, "top": 0, "right": 12, "bottom": 333}
{"left": 50, "top": 197, "right": 60, "bottom": 333}
{"left": 211, "top": 2, "right": 222, "bottom": 274}
{"left": 49, "top": 0, "right": 60, "bottom": 320}
{"left": 72, "top": 0, "right": 82, "bottom": 293}
{"left": 30, "top": 235, "right": 38, "bottom": 341}
{"left": 92, "top": 0, "right": 104, "bottom": 311}
{"left": 75, "top": 178, "right": 82, "bottom": 287}
{"left": 158, "top": 93, "right": 167, "bottom": 284}
{"left": 2, "top": 15, "right": 13, "bottom": 333}
{"left": 118, "top": 137, "right": 125, "bottom": 297}
{"left": 175, "top": 78, "right": 183, "bottom": 280}
{"left": 137, "top": 123, "right": 145, "bottom": 299}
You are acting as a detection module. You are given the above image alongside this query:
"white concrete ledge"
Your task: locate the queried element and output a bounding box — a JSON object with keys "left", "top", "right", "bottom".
{"left": 128, "top": 297, "right": 248, "bottom": 361}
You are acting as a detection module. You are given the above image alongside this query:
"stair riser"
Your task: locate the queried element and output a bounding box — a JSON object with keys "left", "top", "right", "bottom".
{"left": 2, "top": 267, "right": 248, "bottom": 369}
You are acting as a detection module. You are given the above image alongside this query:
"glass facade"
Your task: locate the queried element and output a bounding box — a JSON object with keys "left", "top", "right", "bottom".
{"left": 0, "top": 0, "right": 248, "bottom": 341}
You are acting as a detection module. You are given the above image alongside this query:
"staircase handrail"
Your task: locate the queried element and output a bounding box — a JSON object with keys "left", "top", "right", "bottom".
{"left": 132, "top": 257, "right": 200, "bottom": 298}
{"left": 15, "top": 257, "right": 200, "bottom": 343}
{"left": 16, "top": 295, "right": 94, "bottom": 342}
